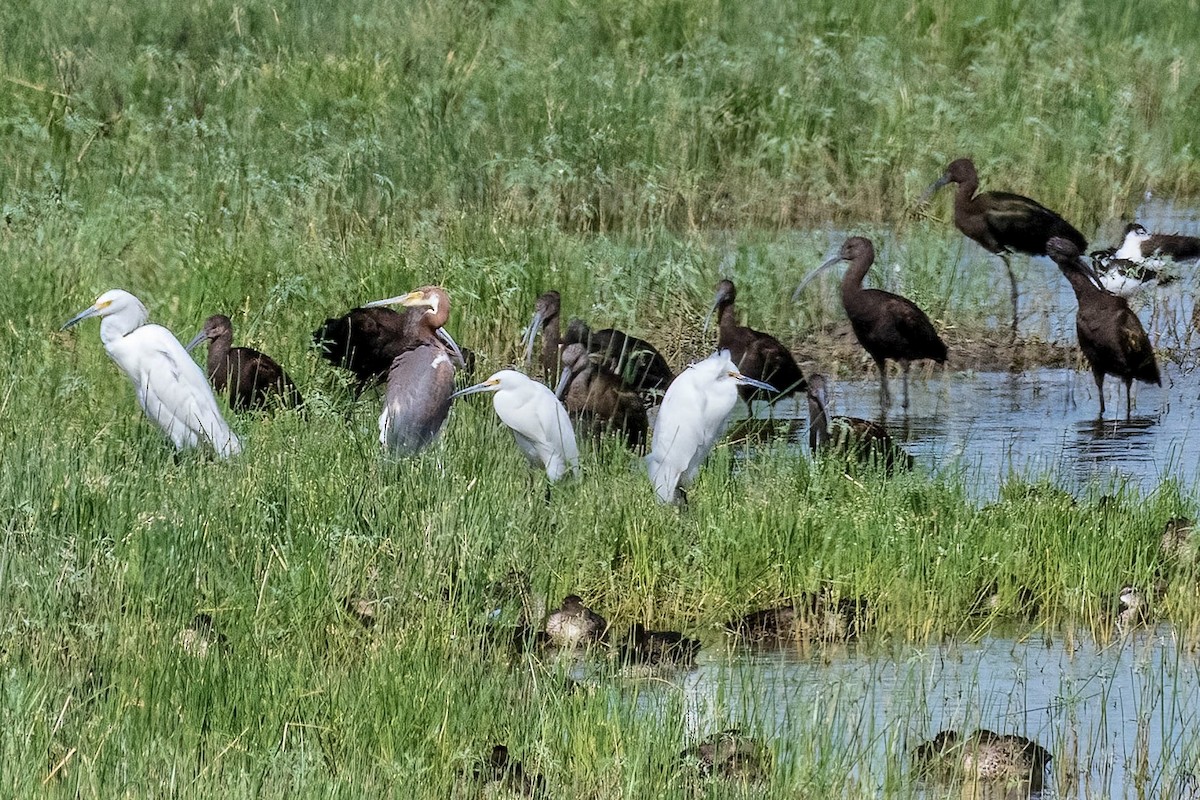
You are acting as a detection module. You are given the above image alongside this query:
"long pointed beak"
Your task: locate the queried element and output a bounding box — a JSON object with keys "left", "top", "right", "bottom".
{"left": 185, "top": 330, "right": 208, "bottom": 352}
{"left": 791, "top": 255, "right": 842, "bottom": 301}
{"left": 362, "top": 291, "right": 423, "bottom": 309}
{"left": 701, "top": 295, "right": 722, "bottom": 339}
{"left": 450, "top": 379, "right": 501, "bottom": 401}
{"left": 553, "top": 365, "right": 573, "bottom": 399}
{"left": 729, "top": 372, "right": 778, "bottom": 393}
{"left": 522, "top": 309, "right": 544, "bottom": 365}
{"left": 61, "top": 305, "right": 100, "bottom": 330}
{"left": 435, "top": 327, "right": 467, "bottom": 368}
{"left": 917, "top": 174, "right": 951, "bottom": 205}
{"left": 1077, "top": 255, "right": 1107, "bottom": 292}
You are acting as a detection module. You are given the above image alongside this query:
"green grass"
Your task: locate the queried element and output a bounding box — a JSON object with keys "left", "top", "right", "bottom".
{"left": 3, "top": 0, "right": 1200, "bottom": 795}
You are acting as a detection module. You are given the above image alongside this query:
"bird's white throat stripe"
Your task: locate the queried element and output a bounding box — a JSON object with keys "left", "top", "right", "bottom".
{"left": 431, "top": 353, "right": 450, "bottom": 369}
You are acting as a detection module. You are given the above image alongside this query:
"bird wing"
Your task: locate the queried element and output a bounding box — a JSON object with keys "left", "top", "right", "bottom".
{"left": 378, "top": 347, "right": 454, "bottom": 454}
{"left": 982, "top": 191, "right": 1086, "bottom": 252}
{"left": 116, "top": 326, "right": 241, "bottom": 456}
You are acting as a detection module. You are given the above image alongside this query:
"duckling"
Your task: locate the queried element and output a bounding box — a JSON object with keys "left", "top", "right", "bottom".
{"left": 726, "top": 592, "right": 866, "bottom": 644}
{"left": 617, "top": 623, "right": 700, "bottom": 678}
{"left": 176, "top": 613, "right": 227, "bottom": 659}
{"left": 680, "top": 728, "right": 770, "bottom": 781}
{"left": 1160, "top": 517, "right": 1196, "bottom": 562}
{"left": 543, "top": 594, "right": 607, "bottom": 650}
{"left": 913, "top": 729, "right": 1052, "bottom": 790}
{"left": 473, "top": 745, "right": 546, "bottom": 798}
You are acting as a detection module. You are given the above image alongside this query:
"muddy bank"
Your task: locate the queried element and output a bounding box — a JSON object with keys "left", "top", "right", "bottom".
{"left": 791, "top": 321, "right": 1081, "bottom": 377}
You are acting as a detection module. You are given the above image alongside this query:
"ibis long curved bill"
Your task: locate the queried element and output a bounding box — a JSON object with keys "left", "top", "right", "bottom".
{"left": 521, "top": 308, "right": 545, "bottom": 365}
{"left": 361, "top": 289, "right": 467, "bottom": 368}
{"left": 791, "top": 254, "right": 844, "bottom": 301}
{"left": 553, "top": 365, "right": 573, "bottom": 399}
{"left": 184, "top": 329, "right": 207, "bottom": 352}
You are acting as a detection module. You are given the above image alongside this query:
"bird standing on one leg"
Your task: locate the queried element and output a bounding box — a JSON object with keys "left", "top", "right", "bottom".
{"left": 922, "top": 157, "right": 1087, "bottom": 337}
{"left": 793, "top": 237, "right": 947, "bottom": 415}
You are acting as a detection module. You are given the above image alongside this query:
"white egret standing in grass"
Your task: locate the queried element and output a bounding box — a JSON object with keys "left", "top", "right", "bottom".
{"left": 451, "top": 370, "right": 580, "bottom": 481}
{"left": 61, "top": 289, "right": 242, "bottom": 457}
{"left": 645, "top": 351, "right": 776, "bottom": 505}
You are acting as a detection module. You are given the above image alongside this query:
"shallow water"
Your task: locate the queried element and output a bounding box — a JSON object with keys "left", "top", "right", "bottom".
{"left": 729, "top": 206, "right": 1200, "bottom": 498}
{"left": 630, "top": 627, "right": 1200, "bottom": 798}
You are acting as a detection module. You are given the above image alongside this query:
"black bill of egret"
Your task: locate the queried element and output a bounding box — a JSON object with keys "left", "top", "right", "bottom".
{"left": 645, "top": 350, "right": 776, "bottom": 505}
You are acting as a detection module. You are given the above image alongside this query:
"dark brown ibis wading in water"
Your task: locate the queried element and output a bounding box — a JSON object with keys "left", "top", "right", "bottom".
{"left": 186, "top": 314, "right": 303, "bottom": 411}
{"left": 806, "top": 374, "right": 912, "bottom": 471}
{"left": 794, "top": 237, "right": 947, "bottom": 413}
{"left": 1045, "top": 237, "right": 1160, "bottom": 418}
{"left": 521, "top": 290, "right": 562, "bottom": 383}
{"left": 923, "top": 157, "right": 1087, "bottom": 336}
{"left": 705, "top": 279, "right": 807, "bottom": 406}
{"left": 554, "top": 342, "right": 648, "bottom": 451}
{"left": 563, "top": 318, "right": 674, "bottom": 397}
{"left": 368, "top": 286, "right": 465, "bottom": 455}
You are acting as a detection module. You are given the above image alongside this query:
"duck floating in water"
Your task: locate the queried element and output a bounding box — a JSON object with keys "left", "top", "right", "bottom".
{"left": 680, "top": 728, "right": 769, "bottom": 782}
{"left": 913, "top": 728, "right": 1052, "bottom": 791}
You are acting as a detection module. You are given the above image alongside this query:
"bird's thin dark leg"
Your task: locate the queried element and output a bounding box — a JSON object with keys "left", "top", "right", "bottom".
{"left": 1093, "top": 369, "right": 1106, "bottom": 417}
{"left": 1001, "top": 253, "right": 1019, "bottom": 340}
{"left": 1125, "top": 379, "right": 1133, "bottom": 420}
{"left": 876, "top": 359, "right": 891, "bottom": 417}
{"left": 901, "top": 361, "right": 912, "bottom": 412}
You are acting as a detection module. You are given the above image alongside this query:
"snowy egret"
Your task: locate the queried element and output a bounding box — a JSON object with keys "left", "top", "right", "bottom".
{"left": 366, "top": 286, "right": 465, "bottom": 456}
{"left": 564, "top": 318, "right": 674, "bottom": 396}
{"left": 704, "top": 279, "right": 806, "bottom": 404}
{"left": 921, "top": 157, "right": 1087, "bottom": 336}
{"left": 1045, "top": 237, "right": 1160, "bottom": 418}
{"left": 61, "top": 290, "right": 241, "bottom": 458}
{"left": 555, "top": 342, "right": 648, "bottom": 451}
{"left": 451, "top": 370, "right": 580, "bottom": 481}
{"left": 793, "top": 237, "right": 947, "bottom": 413}
{"left": 644, "top": 351, "right": 776, "bottom": 505}
{"left": 185, "top": 314, "right": 303, "bottom": 411}
{"left": 521, "top": 290, "right": 562, "bottom": 382}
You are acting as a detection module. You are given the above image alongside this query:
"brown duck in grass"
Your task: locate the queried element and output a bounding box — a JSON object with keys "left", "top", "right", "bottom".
{"left": 913, "top": 729, "right": 1053, "bottom": 791}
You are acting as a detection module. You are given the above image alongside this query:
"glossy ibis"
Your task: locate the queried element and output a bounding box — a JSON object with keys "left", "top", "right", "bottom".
{"left": 680, "top": 729, "right": 769, "bottom": 781}
{"left": 1045, "top": 237, "right": 1160, "bottom": 418}
{"left": 794, "top": 237, "right": 947, "bottom": 413}
{"left": 806, "top": 374, "right": 913, "bottom": 471}
{"left": 185, "top": 314, "right": 302, "bottom": 411}
{"left": 555, "top": 342, "right": 648, "bottom": 451}
{"left": 521, "top": 290, "right": 562, "bottom": 383}
{"left": 61, "top": 290, "right": 241, "bottom": 458}
{"left": 564, "top": 318, "right": 674, "bottom": 395}
{"left": 544, "top": 594, "right": 607, "bottom": 649}
{"left": 452, "top": 370, "right": 580, "bottom": 481}
{"left": 705, "top": 279, "right": 806, "bottom": 405}
{"left": 644, "top": 351, "right": 776, "bottom": 505}
{"left": 923, "top": 157, "right": 1087, "bottom": 335}
{"left": 371, "top": 286, "right": 465, "bottom": 456}
{"left": 913, "top": 729, "right": 1052, "bottom": 790}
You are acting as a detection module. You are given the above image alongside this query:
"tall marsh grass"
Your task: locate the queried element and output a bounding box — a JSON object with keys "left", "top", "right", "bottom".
{"left": 3, "top": 0, "right": 1200, "bottom": 795}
